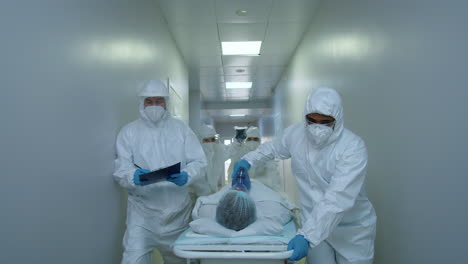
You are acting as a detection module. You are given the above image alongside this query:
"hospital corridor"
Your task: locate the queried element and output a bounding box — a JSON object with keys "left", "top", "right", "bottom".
{"left": 1, "top": 0, "right": 467, "bottom": 264}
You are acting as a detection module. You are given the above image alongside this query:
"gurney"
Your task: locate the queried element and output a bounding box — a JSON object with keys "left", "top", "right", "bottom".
{"left": 173, "top": 221, "right": 296, "bottom": 264}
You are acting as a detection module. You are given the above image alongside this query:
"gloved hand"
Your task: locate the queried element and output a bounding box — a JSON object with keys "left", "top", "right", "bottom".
{"left": 237, "top": 159, "right": 251, "bottom": 169}
{"left": 287, "top": 235, "right": 310, "bottom": 261}
{"left": 231, "top": 159, "right": 251, "bottom": 190}
{"left": 167, "top": 171, "right": 189, "bottom": 186}
{"left": 133, "top": 168, "right": 151, "bottom": 186}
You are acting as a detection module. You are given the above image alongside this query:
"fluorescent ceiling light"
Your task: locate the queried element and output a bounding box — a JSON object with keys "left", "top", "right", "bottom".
{"left": 229, "top": 114, "right": 246, "bottom": 117}
{"left": 226, "top": 82, "right": 252, "bottom": 89}
{"left": 222, "top": 41, "right": 262, "bottom": 55}
{"left": 236, "top": 9, "right": 248, "bottom": 16}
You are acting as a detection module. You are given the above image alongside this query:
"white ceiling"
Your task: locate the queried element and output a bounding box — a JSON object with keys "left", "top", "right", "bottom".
{"left": 158, "top": 0, "right": 317, "bottom": 122}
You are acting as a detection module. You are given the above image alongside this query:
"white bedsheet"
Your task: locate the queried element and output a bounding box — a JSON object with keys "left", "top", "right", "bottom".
{"left": 174, "top": 220, "right": 296, "bottom": 246}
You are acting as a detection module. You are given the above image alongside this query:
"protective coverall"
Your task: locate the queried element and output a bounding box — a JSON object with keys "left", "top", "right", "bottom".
{"left": 242, "top": 88, "right": 376, "bottom": 264}
{"left": 113, "top": 80, "right": 207, "bottom": 264}
{"left": 242, "top": 127, "right": 282, "bottom": 192}
{"left": 193, "top": 124, "right": 228, "bottom": 195}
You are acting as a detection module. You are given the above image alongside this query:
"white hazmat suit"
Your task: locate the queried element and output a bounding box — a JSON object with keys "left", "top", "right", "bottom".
{"left": 113, "top": 80, "right": 207, "bottom": 264}
{"left": 242, "top": 88, "right": 376, "bottom": 264}
{"left": 227, "top": 145, "right": 246, "bottom": 177}
{"left": 242, "top": 127, "right": 282, "bottom": 192}
{"left": 192, "top": 124, "right": 227, "bottom": 195}
{"left": 227, "top": 127, "right": 260, "bottom": 176}
{"left": 227, "top": 127, "right": 281, "bottom": 192}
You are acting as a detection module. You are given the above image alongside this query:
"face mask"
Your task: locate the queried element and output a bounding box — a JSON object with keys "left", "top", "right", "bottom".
{"left": 144, "top": 105, "right": 165, "bottom": 123}
{"left": 202, "top": 142, "right": 215, "bottom": 154}
{"left": 306, "top": 123, "right": 333, "bottom": 146}
{"left": 244, "top": 141, "right": 260, "bottom": 151}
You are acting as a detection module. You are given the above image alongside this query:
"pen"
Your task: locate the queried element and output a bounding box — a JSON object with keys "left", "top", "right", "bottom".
{"left": 133, "top": 163, "right": 142, "bottom": 169}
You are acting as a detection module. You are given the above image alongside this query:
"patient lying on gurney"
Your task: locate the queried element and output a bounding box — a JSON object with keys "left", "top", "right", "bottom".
{"left": 190, "top": 175, "right": 298, "bottom": 237}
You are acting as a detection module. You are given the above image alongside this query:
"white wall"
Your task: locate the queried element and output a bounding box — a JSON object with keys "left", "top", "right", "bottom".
{"left": 0, "top": 1, "right": 188, "bottom": 263}
{"left": 275, "top": 0, "right": 468, "bottom": 263}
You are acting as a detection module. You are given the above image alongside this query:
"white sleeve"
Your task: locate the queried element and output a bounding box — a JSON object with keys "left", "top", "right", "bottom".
{"left": 298, "top": 139, "right": 368, "bottom": 246}
{"left": 242, "top": 126, "right": 293, "bottom": 167}
{"left": 182, "top": 125, "right": 208, "bottom": 185}
{"left": 221, "top": 143, "right": 232, "bottom": 161}
{"left": 113, "top": 127, "right": 137, "bottom": 190}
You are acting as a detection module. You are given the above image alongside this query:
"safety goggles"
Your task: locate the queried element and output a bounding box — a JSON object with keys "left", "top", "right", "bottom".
{"left": 144, "top": 97, "right": 166, "bottom": 105}
{"left": 305, "top": 116, "right": 336, "bottom": 127}
{"left": 202, "top": 137, "right": 217, "bottom": 143}
{"left": 245, "top": 137, "right": 260, "bottom": 142}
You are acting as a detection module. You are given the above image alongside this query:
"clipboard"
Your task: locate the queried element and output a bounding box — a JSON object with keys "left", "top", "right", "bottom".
{"left": 139, "top": 162, "right": 181, "bottom": 185}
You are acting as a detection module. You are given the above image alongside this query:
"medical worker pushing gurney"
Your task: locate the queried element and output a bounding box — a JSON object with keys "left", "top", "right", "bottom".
{"left": 234, "top": 88, "right": 377, "bottom": 264}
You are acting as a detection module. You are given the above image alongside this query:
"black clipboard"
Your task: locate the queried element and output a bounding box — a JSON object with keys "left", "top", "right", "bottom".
{"left": 139, "top": 162, "right": 181, "bottom": 185}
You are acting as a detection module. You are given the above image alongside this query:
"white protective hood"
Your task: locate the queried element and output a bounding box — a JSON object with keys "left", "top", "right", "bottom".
{"left": 303, "top": 87, "right": 344, "bottom": 147}
{"left": 199, "top": 124, "right": 217, "bottom": 138}
{"left": 138, "top": 80, "right": 170, "bottom": 124}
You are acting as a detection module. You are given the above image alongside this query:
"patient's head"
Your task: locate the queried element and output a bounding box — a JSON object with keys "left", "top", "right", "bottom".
{"left": 215, "top": 190, "right": 257, "bottom": 231}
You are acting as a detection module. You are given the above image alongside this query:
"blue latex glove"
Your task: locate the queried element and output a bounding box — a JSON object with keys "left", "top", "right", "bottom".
{"left": 167, "top": 171, "right": 189, "bottom": 186}
{"left": 287, "top": 235, "right": 310, "bottom": 261}
{"left": 231, "top": 159, "right": 251, "bottom": 190}
{"left": 133, "top": 168, "right": 151, "bottom": 185}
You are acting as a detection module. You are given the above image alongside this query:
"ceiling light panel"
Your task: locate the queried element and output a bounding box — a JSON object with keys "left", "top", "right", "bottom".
{"left": 236, "top": 9, "right": 248, "bottom": 16}
{"left": 218, "top": 23, "right": 266, "bottom": 42}
{"left": 224, "top": 75, "right": 252, "bottom": 82}
{"left": 221, "top": 41, "right": 262, "bottom": 56}
{"left": 225, "top": 88, "right": 251, "bottom": 100}
{"left": 226, "top": 82, "right": 252, "bottom": 89}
